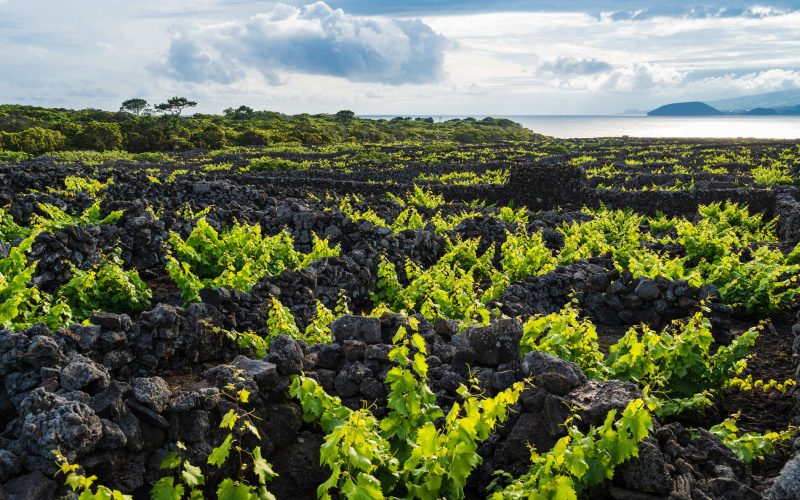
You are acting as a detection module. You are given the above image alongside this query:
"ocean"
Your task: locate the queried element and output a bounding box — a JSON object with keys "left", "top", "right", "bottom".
{"left": 361, "top": 115, "right": 800, "bottom": 140}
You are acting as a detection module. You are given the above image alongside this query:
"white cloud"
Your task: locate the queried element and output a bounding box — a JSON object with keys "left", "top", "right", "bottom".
{"left": 157, "top": 1, "right": 447, "bottom": 85}
{"left": 538, "top": 57, "right": 613, "bottom": 76}
{"left": 690, "top": 69, "right": 800, "bottom": 92}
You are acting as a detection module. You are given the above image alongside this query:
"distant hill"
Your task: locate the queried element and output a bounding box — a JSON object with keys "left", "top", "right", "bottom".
{"left": 744, "top": 107, "right": 778, "bottom": 116}
{"left": 648, "top": 102, "right": 723, "bottom": 116}
{"left": 709, "top": 88, "right": 800, "bottom": 113}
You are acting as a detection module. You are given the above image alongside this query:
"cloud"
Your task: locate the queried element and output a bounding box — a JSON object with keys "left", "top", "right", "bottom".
{"left": 538, "top": 57, "right": 613, "bottom": 76}
{"left": 158, "top": 1, "right": 446, "bottom": 85}
{"left": 311, "top": 1, "right": 800, "bottom": 18}
{"left": 606, "top": 5, "right": 793, "bottom": 21}
{"left": 689, "top": 69, "right": 800, "bottom": 93}
{"left": 537, "top": 61, "right": 685, "bottom": 92}
{"left": 160, "top": 37, "right": 245, "bottom": 84}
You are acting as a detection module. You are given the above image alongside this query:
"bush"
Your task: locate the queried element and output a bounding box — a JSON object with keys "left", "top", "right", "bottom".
{"left": 74, "top": 121, "right": 124, "bottom": 151}
{"left": 246, "top": 156, "right": 308, "bottom": 172}
{"left": 0, "top": 150, "right": 32, "bottom": 163}
{"left": 59, "top": 252, "right": 152, "bottom": 320}
{"left": 0, "top": 127, "right": 65, "bottom": 155}
{"left": 237, "top": 128, "right": 272, "bottom": 146}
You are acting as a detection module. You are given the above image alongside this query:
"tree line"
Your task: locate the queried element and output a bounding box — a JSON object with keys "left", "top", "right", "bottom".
{"left": 0, "top": 98, "right": 536, "bottom": 155}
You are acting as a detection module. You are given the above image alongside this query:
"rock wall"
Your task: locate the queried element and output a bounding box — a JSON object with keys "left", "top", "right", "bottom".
{"left": 500, "top": 258, "right": 732, "bottom": 336}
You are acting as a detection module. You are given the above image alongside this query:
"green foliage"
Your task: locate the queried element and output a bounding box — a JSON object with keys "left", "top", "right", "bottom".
{"left": 491, "top": 399, "right": 652, "bottom": 500}
{"left": 403, "top": 185, "right": 445, "bottom": 209}
{"left": 372, "top": 239, "right": 495, "bottom": 324}
{"left": 0, "top": 126, "right": 65, "bottom": 154}
{"left": 339, "top": 196, "right": 388, "bottom": 228}
{"left": 153, "top": 387, "right": 277, "bottom": 500}
{"left": 151, "top": 442, "right": 205, "bottom": 500}
{"left": 501, "top": 229, "right": 556, "bottom": 282}
{"left": 120, "top": 98, "right": 150, "bottom": 116}
{"left": 649, "top": 391, "right": 714, "bottom": 419}
{"left": 166, "top": 218, "right": 339, "bottom": 302}
{"left": 559, "top": 208, "right": 644, "bottom": 264}
{"left": 49, "top": 175, "right": 114, "bottom": 198}
{"left": 677, "top": 202, "right": 775, "bottom": 265}
{"left": 523, "top": 303, "right": 760, "bottom": 400}
{"left": 304, "top": 300, "right": 336, "bottom": 345}
{"left": 607, "top": 310, "right": 760, "bottom": 398}
{"left": 33, "top": 201, "right": 122, "bottom": 232}
{"left": 155, "top": 97, "right": 197, "bottom": 117}
{"left": 74, "top": 121, "right": 124, "bottom": 151}
{"left": 0, "top": 234, "right": 72, "bottom": 330}
{"left": 567, "top": 155, "right": 596, "bottom": 166}
{"left": 648, "top": 212, "right": 679, "bottom": 234}
{"left": 47, "top": 150, "right": 173, "bottom": 165}
{"left": 725, "top": 375, "right": 797, "bottom": 394}
{"left": 59, "top": 252, "right": 151, "bottom": 320}
{"left": 202, "top": 321, "right": 269, "bottom": 358}
{"left": 496, "top": 207, "right": 529, "bottom": 227}
{"left": 0, "top": 150, "right": 33, "bottom": 163}
{"left": 291, "top": 319, "right": 525, "bottom": 500}
{"left": 416, "top": 169, "right": 508, "bottom": 186}
{"left": 752, "top": 162, "right": 793, "bottom": 185}
{"left": 708, "top": 413, "right": 795, "bottom": 463}
{"left": 615, "top": 246, "right": 701, "bottom": 286}
{"left": 53, "top": 449, "right": 132, "bottom": 500}
{"left": 390, "top": 207, "right": 425, "bottom": 233}
{"left": 0, "top": 104, "right": 538, "bottom": 154}
{"left": 700, "top": 246, "right": 800, "bottom": 315}
{"left": 0, "top": 206, "right": 31, "bottom": 242}
{"left": 246, "top": 156, "right": 309, "bottom": 172}
{"left": 264, "top": 296, "right": 301, "bottom": 344}
{"left": 521, "top": 300, "right": 606, "bottom": 378}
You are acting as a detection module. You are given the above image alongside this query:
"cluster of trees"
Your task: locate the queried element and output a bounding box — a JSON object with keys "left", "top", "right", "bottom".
{"left": 0, "top": 98, "right": 537, "bottom": 155}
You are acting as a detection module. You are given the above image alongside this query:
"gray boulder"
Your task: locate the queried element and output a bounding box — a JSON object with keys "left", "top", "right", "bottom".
{"left": 60, "top": 353, "right": 110, "bottom": 394}
{"left": 266, "top": 335, "right": 304, "bottom": 375}
{"left": 466, "top": 319, "right": 523, "bottom": 366}
{"left": 521, "top": 351, "right": 587, "bottom": 395}
{"left": 331, "top": 315, "right": 382, "bottom": 345}
{"left": 130, "top": 376, "right": 171, "bottom": 413}
{"left": 566, "top": 379, "right": 642, "bottom": 425}
{"left": 18, "top": 388, "right": 103, "bottom": 466}
{"left": 3, "top": 471, "right": 57, "bottom": 500}
{"left": 771, "top": 453, "right": 800, "bottom": 500}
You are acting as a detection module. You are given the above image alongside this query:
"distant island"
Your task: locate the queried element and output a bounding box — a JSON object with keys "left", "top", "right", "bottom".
{"left": 647, "top": 88, "right": 800, "bottom": 116}
{"left": 648, "top": 102, "right": 723, "bottom": 116}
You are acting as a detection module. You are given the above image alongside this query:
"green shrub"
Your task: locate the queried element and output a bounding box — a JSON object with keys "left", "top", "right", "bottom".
{"left": 247, "top": 156, "right": 308, "bottom": 171}
{"left": 1, "top": 234, "right": 72, "bottom": 330}
{"left": 59, "top": 252, "right": 151, "bottom": 320}
{"left": 291, "top": 319, "right": 525, "bottom": 500}
{"left": 0, "top": 150, "right": 32, "bottom": 163}
{"left": 74, "top": 121, "right": 124, "bottom": 151}
{"left": 491, "top": 400, "right": 652, "bottom": 499}
{"left": 0, "top": 127, "right": 65, "bottom": 155}
{"left": 166, "top": 217, "right": 339, "bottom": 302}
{"left": 752, "top": 162, "right": 793, "bottom": 185}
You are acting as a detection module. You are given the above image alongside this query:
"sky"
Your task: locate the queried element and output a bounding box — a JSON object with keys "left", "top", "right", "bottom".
{"left": 1, "top": 0, "right": 799, "bottom": 115}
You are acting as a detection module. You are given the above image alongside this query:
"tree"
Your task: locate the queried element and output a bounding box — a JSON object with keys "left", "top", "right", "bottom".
{"left": 224, "top": 105, "right": 254, "bottom": 120}
{"left": 155, "top": 97, "right": 197, "bottom": 117}
{"left": 335, "top": 110, "right": 355, "bottom": 131}
{"left": 120, "top": 98, "right": 150, "bottom": 116}
{"left": 237, "top": 128, "right": 271, "bottom": 146}
{"left": 74, "top": 121, "right": 124, "bottom": 151}
{"left": 195, "top": 123, "right": 228, "bottom": 149}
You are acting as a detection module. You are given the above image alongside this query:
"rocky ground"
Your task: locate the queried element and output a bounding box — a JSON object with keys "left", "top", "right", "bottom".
{"left": 0, "top": 141, "right": 799, "bottom": 499}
